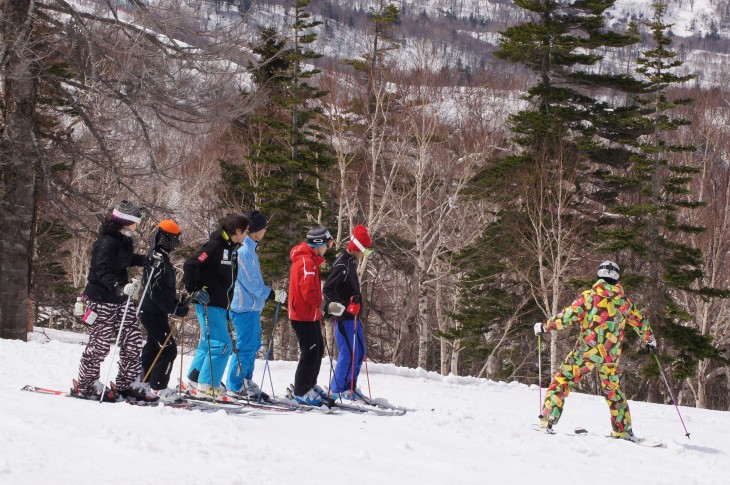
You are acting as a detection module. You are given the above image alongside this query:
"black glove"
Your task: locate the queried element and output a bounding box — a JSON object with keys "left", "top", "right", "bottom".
{"left": 148, "top": 251, "right": 164, "bottom": 268}
{"left": 174, "top": 301, "right": 190, "bottom": 317}
{"left": 351, "top": 294, "right": 362, "bottom": 305}
{"left": 192, "top": 288, "right": 210, "bottom": 305}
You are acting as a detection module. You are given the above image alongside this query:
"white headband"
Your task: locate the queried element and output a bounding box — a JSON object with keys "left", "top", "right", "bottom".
{"left": 112, "top": 208, "right": 141, "bottom": 224}
{"left": 351, "top": 236, "right": 367, "bottom": 253}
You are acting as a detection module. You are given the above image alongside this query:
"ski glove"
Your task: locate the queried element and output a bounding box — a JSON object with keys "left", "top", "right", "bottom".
{"left": 346, "top": 296, "right": 361, "bottom": 316}
{"left": 173, "top": 302, "right": 190, "bottom": 318}
{"left": 192, "top": 288, "right": 210, "bottom": 305}
{"left": 644, "top": 337, "right": 657, "bottom": 351}
{"left": 534, "top": 322, "right": 545, "bottom": 336}
{"left": 269, "top": 290, "right": 286, "bottom": 303}
{"left": 149, "top": 251, "right": 164, "bottom": 267}
{"left": 122, "top": 279, "right": 139, "bottom": 297}
{"left": 327, "top": 302, "right": 346, "bottom": 317}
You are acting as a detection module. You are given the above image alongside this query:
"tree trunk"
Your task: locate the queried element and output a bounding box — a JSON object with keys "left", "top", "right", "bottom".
{"left": 416, "top": 270, "right": 429, "bottom": 369}
{"left": 436, "top": 279, "right": 449, "bottom": 376}
{"left": 0, "top": 0, "right": 38, "bottom": 341}
{"left": 696, "top": 359, "right": 709, "bottom": 409}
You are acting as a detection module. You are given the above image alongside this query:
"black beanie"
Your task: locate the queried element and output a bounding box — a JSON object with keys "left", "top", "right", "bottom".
{"left": 307, "top": 225, "right": 332, "bottom": 247}
{"left": 246, "top": 210, "right": 268, "bottom": 233}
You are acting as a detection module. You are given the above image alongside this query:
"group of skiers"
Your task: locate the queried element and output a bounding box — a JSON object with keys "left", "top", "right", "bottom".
{"left": 71, "top": 200, "right": 373, "bottom": 407}
{"left": 71, "top": 200, "right": 659, "bottom": 437}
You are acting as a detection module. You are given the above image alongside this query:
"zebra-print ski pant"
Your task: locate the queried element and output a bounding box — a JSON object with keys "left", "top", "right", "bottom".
{"left": 77, "top": 297, "right": 143, "bottom": 392}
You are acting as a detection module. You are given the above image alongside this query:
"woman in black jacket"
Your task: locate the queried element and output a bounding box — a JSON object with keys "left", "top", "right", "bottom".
{"left": 139, "top": 220, "right": 189, "bottom": 398}
{"left": 72, "top": 200, "right": 157, "bottom": 402}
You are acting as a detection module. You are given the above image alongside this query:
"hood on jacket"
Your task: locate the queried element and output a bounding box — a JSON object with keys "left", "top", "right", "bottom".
{"left": 290, "top": 242, "right": 325, "bottom": 266}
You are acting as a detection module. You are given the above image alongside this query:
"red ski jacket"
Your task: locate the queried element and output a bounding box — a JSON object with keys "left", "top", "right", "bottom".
{"left": 288, "top": 242, "right": 325, "bottom": 321}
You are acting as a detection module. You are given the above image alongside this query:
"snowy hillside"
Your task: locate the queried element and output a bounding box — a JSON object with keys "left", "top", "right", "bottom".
{"left": 0, "top": 331, "right": 727, "bottom": 484}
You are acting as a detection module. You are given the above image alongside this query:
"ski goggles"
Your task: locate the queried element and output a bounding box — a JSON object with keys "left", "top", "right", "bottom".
{"left": 351, "top": 236, "right": 374, "bottom": 258}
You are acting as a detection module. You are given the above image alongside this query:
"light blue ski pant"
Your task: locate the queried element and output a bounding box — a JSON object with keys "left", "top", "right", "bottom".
{"left": 225, "top": 310, "right": 262, "bottom": 392}
{"left": 187, "top": 304, "right": 231, "bottom": 386}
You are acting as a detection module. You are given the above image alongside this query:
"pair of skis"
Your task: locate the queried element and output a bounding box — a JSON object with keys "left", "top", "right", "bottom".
{"left": 20, "top": 384, "right": 262, "bottom": 417}
{"left": 281, "top": 384, "right": 408, "bottom": 416}
{"left": 532, "top": 423, "right": 665, "bottom": 448}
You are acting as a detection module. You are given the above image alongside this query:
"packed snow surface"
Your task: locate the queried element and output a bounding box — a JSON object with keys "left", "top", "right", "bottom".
{"left": 0, "top": 329, "right": 728, "bottom": 484}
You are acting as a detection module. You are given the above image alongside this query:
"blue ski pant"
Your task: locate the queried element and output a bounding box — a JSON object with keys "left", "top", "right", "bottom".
{"left": 187, "top": 304, "right": 231, "bottom": 387}
{"left": 330, "top": 319, "right": 366, "bottom": 393}
{"left": 225, "top": 310, "right": 262, "bottom": 392}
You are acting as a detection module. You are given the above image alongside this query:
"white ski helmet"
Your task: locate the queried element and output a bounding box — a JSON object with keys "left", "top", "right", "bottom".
{"left": 597, "top": 260, "right": 620, "bottom": 281}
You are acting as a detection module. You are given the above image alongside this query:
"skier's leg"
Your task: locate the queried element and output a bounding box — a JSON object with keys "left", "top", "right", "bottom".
{"left": 77, "top": 300, "right": 117, "bottom": 391}
{"left": 598, "top": 361, "right": 632, "bottom": 433}
{"left": 353, "top": 321, "right": 367, "bottom": 386}
{"left": 292, "top": 321, "right": 319, "bottom": 396}
{"left": 225, "top": 311, "right": 245, "bottom": 392}
{"left": 140, "top": 313, "right": 177, "bottom": 390}
{"left": 236, "top": 311, "right": 262, "bottom": 381}
{"left": 331, "top": 320, "right": 354, "bottom": 392}
{"left": 115, "top": 302, "right": 143, "bottom": 390}
{"left": 186, "top": 304, "right": 208, "bottom": 384}
{"left": 312, "top": 322, "right": 324, "bottom": 389}
{"left": 139, "top": 312, "right": 158, "bottom": 379}
{"left": 197, "top": 306, "right": 232, "bottom": 387}
{"left": 541, "top": 348, "right": 594, "bottom": 425}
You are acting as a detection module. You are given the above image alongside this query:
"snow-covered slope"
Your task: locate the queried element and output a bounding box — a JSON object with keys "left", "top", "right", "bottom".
{"left": 0, "top": 332, "right": 727, "bottom": 484}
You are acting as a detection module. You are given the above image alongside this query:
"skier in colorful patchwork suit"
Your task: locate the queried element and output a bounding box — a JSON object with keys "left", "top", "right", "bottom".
{"left": 534, "top": 261, "right": 656, "bottom": 440}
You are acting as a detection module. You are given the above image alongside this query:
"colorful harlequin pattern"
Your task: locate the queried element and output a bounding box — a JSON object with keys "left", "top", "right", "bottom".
{"left": 541, "top": 280, "right": 653, "bottom": 432}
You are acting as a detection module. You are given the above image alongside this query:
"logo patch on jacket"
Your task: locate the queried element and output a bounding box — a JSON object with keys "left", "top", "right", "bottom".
{"left": 197, "top": 252, "right": 208, "bottom": 262}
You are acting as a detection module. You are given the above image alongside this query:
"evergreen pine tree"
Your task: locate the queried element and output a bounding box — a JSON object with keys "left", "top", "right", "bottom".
{"left": 220, "top": 0, "right": 334, "bottom": 279}
{"left": 451, "top": 0, "right": 645, "bottom": 374}
{"left": 600, "top": 2, "right": 726, "bottom": 381}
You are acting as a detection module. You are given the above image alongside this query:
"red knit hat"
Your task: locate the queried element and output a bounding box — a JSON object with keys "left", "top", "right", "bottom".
{"left": 347, "top": 225, "right": 372, "bottom": 252}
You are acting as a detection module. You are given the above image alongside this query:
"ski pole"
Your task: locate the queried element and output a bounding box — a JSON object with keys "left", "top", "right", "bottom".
{"left": 538, "top": 334, "right": 543, "bottom": 419}
{"left": 135, "top": 259, "right": 160, "bottom": 319}
{"left": 323, "top": 320, "right": 344, "bottom": 404}
{"left": 178, "top": 317, "right": 185, "bottom": 399}
{"left": 651, "top": 348, "right": 691, "bottom": 439}
{"left": 204, "top": 304, "right": 217, "bottom": 403}
{"left": 350, "top": 317, "right": 357, "bottom": 395}
{"left": 100, "top": 286, "right": 135, "bottom": 403}
{"left": 258, "top": 302, "right": 281, "bottom": 402}
{"left": 141, "top": 320, "right": 179, "bottom": 385}
{"left": 356, "top": 329, "right": 372, "bottom": 399}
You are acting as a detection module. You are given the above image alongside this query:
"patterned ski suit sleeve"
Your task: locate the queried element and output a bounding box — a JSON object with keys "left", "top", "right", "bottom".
{"left": 544, "top": 289, "right": 592, "bottom": 333}
{"left": 626, "top": 299, "right": 653, "bottom": 343}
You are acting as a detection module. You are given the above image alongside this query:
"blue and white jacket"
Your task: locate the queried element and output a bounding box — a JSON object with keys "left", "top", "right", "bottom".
{"left": 230, "top": 236, "right": 271, "bottom": 313}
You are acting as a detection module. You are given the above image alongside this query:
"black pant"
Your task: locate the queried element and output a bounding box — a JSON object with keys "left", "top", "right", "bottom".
{"left": 291, "top": 320, "right": 324, "bottom": 396}
{"left": 140, "top": 312, "right": 178, "bottom": 390}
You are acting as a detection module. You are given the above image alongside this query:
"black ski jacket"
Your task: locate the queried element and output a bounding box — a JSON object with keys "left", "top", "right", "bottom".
{"left": 83, "top": 227, "right": 145, "bottom": 304}
{"left": 322, "top": 251, "right": 361, "bottom": 321}
{"left": 182, "top": 228, "right": 239, "bottom": 309}
{"left": 140, "top": 250, "right": 180, "bottom": 316}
